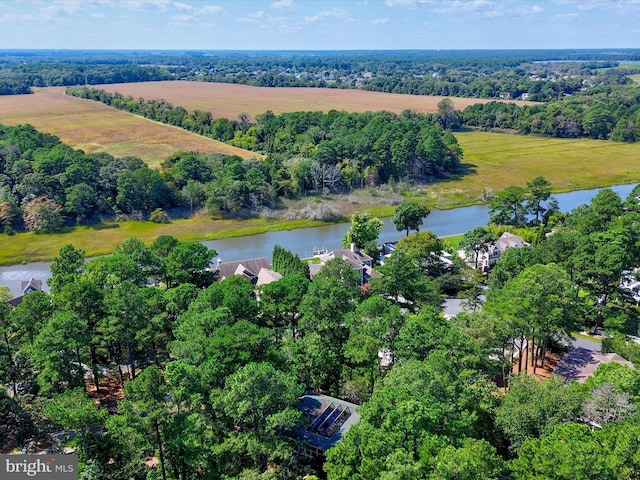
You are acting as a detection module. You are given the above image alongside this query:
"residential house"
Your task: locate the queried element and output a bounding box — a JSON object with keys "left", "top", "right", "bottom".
{"left": 214, "top": 257, "right": 282, "bottom": 286}
{"left": 310, "top": 245, "right": 380, "bottom": 285}
{"left": 295, "top": 392, "right": 360, "bottom": 458}
{"left": 8, "top": 278, "right": 43, "bottom": 306}
{"left": 459, "top": 232, "right": 530, "bottom": 272}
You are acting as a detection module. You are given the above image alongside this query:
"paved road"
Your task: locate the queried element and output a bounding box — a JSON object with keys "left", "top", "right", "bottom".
{"left": 570, "top": 335, "right": 602, "bottom": 352}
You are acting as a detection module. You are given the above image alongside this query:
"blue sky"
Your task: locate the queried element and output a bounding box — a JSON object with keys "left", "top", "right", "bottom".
{"left": 0, "top": 0, "right": 639, "bottom": 51}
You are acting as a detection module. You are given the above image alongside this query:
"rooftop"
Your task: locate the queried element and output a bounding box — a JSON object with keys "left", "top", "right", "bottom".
{"left": 295, "top": 392, "right": 360, "bottom": 452}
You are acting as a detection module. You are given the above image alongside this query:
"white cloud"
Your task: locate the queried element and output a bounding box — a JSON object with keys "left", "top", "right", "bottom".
{"left": 372, "top": 17, "right": 390, "bottom": 24}
{"left": 303, "top": 7, "right": 355, "bottom": 24}
{"left": 433, "top": 1, "right": 544, "bottom": 17}
{"left": 171, "top": 13, "right": 193, "bottom": 22}
{"left": 200, "top": 5, "right": 223, "bottom": 14}
{"left": 271, "top": 0, "right": 293, "bottom": 9}
{"left": 238, "top": 10, "right": 266, "bottom": 23}
{"left": 385, "top": 0, "right": 432, "bottom": 6}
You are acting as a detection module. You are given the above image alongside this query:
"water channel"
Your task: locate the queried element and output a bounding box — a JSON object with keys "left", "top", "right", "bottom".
{"left": 1, "top": 183, "right": 637, "bottom": 297}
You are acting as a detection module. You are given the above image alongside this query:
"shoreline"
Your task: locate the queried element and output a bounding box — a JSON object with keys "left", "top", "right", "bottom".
{"left": 0, "top": 181, "right": 637, "bottom": 267}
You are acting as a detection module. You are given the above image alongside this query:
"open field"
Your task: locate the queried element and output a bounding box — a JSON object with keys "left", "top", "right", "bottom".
{"left": 0, "top": 87, "right": 260, "bottom": 166}
{"left": 411, "top": 131, "right": 640, "bottom": 208}
{"left": 93, "top": 81, "right": 537, "bottom": 120}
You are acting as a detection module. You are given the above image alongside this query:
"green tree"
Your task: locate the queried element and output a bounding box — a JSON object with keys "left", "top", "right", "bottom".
{"left": 526, "top": 176, "right": 557, "bottom": 224}
{"left": 392, "top": 202, "right": 431, "bottom": 237}
{"left": 164, "top": 242, "right": 216, "bottom": 288}
{"left": 49, "top": 244, "right": 85, "bottom": 294}
{"left": 118, "top": 365, "right": 170, "bottom": 480}
{"left": 511, "top": 423, "right": 609, "bottom": 480}
{"left": 489, "top": 185, "right": 528, "bottom": 227}
{"left": 459, "top": 226, "right": 497, "bottom": 269}
{"left": 373, "top": 250, "right": 441, "bottom": 310}
{"left": 45, "top": 388, "right": 107, "bottom": 458}
{"left": 486, "top": 263, "right": 581, "bottom": 374}
{"left": 65, "top": 182, "right": 97, "bottom": 224}
{"left": 397, "top": 230, "right": 454, "bottom": 281}
{"left": 494, "top": 374, "right": 584, "bottom": 454}
{"left": 342, "top": 212, "right": 383, "bottom": 250}
{"left": 259, "top": 274, "right": 309, "bottom": 340}
{"left": 431, "top": 438, "right": 506, "bottom": 480}
{"left": 22, "top": 196, "right": 64, "bottom": 233}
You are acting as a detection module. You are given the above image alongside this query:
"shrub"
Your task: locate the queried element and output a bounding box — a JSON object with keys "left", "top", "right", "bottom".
{"left": 149, "top": 208, "right": 171, "bottom": 223}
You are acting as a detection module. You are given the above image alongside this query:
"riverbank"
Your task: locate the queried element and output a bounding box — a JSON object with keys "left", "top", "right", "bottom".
{"left": 1, "top": 178, "right": 639, "bottom": 267}
{"left": 0, "top": 216, "right": 329, "bottom": 266}
{"left": 0, "top": 184, "right": 637, "bottom": 296}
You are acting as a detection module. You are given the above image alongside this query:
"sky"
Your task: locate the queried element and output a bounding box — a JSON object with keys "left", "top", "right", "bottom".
{"left": 0, "top": 0, "right": 639, "bottom": 51}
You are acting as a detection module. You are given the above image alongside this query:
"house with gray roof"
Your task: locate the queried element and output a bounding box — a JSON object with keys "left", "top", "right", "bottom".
{"left": 311, "top": 245, "right": 381, "bottom": 285}
{"left": 295, "top": 392, "right": 360, "bottom": 458}
{"left": 214, "top": 257, "right": 281, "bottom": 286}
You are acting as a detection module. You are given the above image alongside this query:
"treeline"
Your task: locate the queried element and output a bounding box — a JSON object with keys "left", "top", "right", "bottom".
{"left": 4, "top": 188, "right": 640, "bottom": 478}
{"left": 4, "top": 49, "right": 640, "bottom": 101}
{"left": 462, "top": 86, "right": 640, "bottom": 141}
{"left": 359, "top": 63, "right": 632, "bottom": 102}
{"left": 67, "top": 86, "right": 463, "bottom": 185}
{"left": 0, "top": 123, "right": 286, "bottom": 232}
{"left": 0, "top": 63, "right": 173, "bottom": 94}
{"left": 0, "top": 121, "right": 458, "bottom": 230}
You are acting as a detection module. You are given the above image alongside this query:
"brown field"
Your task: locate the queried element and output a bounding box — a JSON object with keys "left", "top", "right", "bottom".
{"left": 0, "top": 87, "right": 261, "bottom": 167}
{"left": 94, "top": 81, "right": 537, "bottom": 120}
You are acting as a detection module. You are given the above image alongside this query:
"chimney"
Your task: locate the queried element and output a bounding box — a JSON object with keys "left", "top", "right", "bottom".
{"left": 351, "top": 242, "right": 356, "bottom": 253}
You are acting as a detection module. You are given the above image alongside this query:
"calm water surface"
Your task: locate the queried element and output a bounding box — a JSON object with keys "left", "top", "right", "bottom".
{"left": 1, "top": 183, "right": 636, "bottom": 296}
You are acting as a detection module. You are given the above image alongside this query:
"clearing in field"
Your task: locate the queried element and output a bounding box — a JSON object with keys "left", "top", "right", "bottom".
{"left": 93, "top": 81, "right": 537, "bottom": 120}
{"left": 0, "top": 87, "right": 261, "bottom": 167}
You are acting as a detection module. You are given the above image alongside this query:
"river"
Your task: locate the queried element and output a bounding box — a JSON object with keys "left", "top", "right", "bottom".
{"left": 1, "top": 183, "right": 637, "bottom": 297}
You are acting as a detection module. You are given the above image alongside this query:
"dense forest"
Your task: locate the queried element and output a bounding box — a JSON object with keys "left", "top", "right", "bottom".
{"left": 462, "top": 86, "right": 640, "bottom": 142}
{"left": 0, "top": 113, "right": 460, "bottom": 231}
{"left": 2, "top": 184, "right": 640, "bottom": 479}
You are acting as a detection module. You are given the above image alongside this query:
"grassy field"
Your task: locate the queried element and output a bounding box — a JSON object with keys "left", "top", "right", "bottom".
{"left": 408, "top": 131, "right": 640, "bottom": 209}
{"left": 0, "top": 87, "right": 261, "bottom": 166}
{"left": 93, "top": 81, "right": 537, "bottom": 120}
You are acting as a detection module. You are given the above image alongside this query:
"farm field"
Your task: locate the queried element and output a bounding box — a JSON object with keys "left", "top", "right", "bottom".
{"left": 0, "top": 87, "right": 260, "bottom": 166}
{"left": 93, "top": 81, "right": 537, "bottom": 119}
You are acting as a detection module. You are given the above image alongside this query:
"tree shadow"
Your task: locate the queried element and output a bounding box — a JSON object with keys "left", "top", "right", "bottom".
{"left": 88, "top": 223, "right": 120, "bottom": 230}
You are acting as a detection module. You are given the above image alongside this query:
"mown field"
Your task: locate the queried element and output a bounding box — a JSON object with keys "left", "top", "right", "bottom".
{"left": 94, "top": 81, "right": 537, "bottom": 119}
{"left": 0, "top": 87, "right": 260, "bottom": 166}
